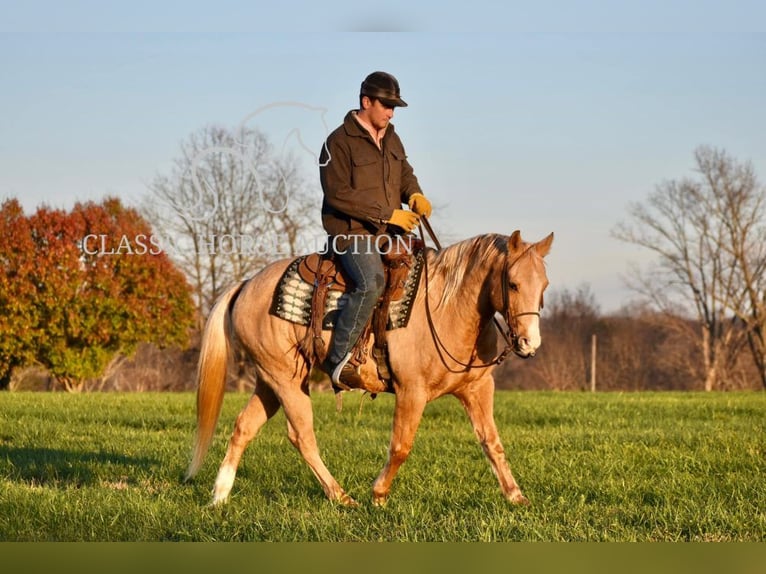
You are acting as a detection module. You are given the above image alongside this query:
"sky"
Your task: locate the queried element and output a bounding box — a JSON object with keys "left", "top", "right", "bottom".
{"left": 2, "top": 4, "right": 765, "bottom": 312}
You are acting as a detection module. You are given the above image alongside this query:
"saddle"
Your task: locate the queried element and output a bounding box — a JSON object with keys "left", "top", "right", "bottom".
{"left": 298, "top": 235, "right": 424, "bottom": 390}
{"left": 297, "top": 253, "right": 348, "bottom": 292}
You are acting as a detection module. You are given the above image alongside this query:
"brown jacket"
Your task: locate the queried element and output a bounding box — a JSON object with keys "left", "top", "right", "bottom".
{"left": 319, "top": 111, "right": 422, "bottom": 248}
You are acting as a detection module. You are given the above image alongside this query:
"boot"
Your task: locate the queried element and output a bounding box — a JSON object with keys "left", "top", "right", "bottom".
{"left": 321, "top": 353, "right": 365, "bottom": 392}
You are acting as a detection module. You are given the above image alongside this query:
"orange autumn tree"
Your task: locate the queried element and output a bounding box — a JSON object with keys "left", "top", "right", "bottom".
{"left": 0, "top": 197, "right": 195, "bottom": 391}
{"left": 0, "top": 199, "right": 38, "bottom": 386}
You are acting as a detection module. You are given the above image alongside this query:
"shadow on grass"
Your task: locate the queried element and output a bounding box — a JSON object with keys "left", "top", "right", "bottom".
{"left": 0, "top": 445, "right": 159, "bottom": 488}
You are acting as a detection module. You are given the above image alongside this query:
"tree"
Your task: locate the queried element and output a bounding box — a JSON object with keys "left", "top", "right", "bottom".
{"left": 695, "top": 147, "right": 766, "bottom": 389}
{"left": 0, "top": 197, "right": 195, "bottom": 391}
{"left": 0, "top": 199, "right": 38, "bottom": 388}
{"left": 143, "top": 125, "right": 321, "bottom": 323}
{"left": 613, "top": 146, "right": 764, "bottom": 390}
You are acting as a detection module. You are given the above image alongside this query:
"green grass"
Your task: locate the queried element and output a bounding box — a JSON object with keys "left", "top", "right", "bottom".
{"left": 0, "top": 390, "right": 764, "bottom": 541}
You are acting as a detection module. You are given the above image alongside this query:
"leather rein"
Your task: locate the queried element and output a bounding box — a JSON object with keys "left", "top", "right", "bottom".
{"left": 418, "top": 217, "right": 540, "bottom": 372}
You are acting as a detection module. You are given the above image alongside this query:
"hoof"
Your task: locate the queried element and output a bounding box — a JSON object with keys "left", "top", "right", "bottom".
{"left": 509, "top": 492, "right": 530, "bottom": 506}
{"left": 338, "top": 492, "right": 359, "bottom": 507}
{"left": 372, "top": 494, "right": 388, "bottom": 508}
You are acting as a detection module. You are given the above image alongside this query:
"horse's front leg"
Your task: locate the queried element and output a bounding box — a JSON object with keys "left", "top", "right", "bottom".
{"left": 372, "top": 387, "right": 428, "bottom": 506}
{"left": 454, "top": 377, "right": 529, "bottom": 505}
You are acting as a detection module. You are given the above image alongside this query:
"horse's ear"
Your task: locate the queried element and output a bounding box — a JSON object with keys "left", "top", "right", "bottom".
{"left": 509, "top": 230, "right": 523, "bottom": 251}
{"left": 535, "top": 232, "right": 554, "bottom": 257}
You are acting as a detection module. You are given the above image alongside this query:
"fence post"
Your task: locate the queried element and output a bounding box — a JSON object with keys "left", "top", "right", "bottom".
{"left": 590, "top": 333, "right": 597, "bottom": 392}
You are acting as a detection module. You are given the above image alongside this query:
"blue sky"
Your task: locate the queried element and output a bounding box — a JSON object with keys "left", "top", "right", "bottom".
{"left": 2, "top": 6, "right": 765, "bottom": 311}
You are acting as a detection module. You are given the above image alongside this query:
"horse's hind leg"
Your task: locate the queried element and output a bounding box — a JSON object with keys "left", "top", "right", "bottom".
{"left": 277, "top": 383, "right": 357, "bottom": 506}
{"left": 212, "top": 382, "right": 281, "bottom": 505}
{"left": 454, "top": 376, "right": 529, "bottom": 505}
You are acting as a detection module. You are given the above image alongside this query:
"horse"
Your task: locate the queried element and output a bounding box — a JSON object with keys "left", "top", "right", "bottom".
{"left": 185, "top": 229, "right": 554, "bottom": 506}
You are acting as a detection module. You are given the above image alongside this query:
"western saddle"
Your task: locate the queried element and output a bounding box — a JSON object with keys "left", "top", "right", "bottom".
{"left": 297, "top": 234, "right": 424, "bottom": 393}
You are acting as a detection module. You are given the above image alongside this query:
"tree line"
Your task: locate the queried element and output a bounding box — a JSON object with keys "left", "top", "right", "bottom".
{"left": 2, "top": 126, "right": 764, "bottom": 392}
{"left": 497, "top": 285, "right": 763, "bottom": 391}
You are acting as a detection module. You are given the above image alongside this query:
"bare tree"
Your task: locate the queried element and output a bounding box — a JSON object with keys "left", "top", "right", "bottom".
{"left": 612, "top": 146, "right": 763, "bottom": 390}
{"left": 144, "top": 125, "right": 321, "bottom": 324}
{"left": 695, "top": 147, "right": 766, "bottom": 389}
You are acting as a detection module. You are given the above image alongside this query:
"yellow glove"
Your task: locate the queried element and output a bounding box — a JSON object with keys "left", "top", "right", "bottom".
{"left": 408, "top": 193, "right": 432, "bottom": 218}
{"left": 388, "top": 209, "right": 420, "bottom": 232}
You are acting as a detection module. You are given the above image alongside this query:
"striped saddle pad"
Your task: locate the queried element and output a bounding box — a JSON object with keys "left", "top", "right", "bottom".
{"left": 271, "top": 252, "right": 424, "bottom": 331}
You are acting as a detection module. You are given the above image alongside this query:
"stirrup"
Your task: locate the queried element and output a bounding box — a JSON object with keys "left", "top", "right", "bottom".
{"left": 331, "top": 353, "right": 365, "bottom": 390}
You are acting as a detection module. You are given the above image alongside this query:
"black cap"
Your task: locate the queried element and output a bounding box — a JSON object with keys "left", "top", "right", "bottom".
{"left": 360, "top": 71, "right": 408, "bottom": 107}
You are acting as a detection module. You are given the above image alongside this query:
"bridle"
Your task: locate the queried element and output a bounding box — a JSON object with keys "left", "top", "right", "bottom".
{"left": 419, "top": 218, "right": 541, "bottom": 372}
{"left": 499, "top": 251, "right": 543, "bottom": 340}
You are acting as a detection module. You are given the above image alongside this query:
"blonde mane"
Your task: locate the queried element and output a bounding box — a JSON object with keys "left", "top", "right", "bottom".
{"left": 429, "top": 233, "right": 510, "bottom": 307}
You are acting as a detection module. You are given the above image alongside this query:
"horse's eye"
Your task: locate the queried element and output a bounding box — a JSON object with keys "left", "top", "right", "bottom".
{"left": 509, "top": 282, "right": 519, "bottom": 292}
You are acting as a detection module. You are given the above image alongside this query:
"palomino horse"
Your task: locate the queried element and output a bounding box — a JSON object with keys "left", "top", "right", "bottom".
{"left": 185, "top": 230, "right": 553, "bottom": 506}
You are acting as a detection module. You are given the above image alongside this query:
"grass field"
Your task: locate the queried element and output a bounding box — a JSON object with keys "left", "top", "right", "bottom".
{"left": 0, "top": 390, "right": 764, "bottom": 541}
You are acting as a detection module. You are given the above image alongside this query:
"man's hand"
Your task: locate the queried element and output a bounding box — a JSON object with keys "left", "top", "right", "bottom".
{"left": 388, "top": 209, "right": 420, "bottom": 232}
{"left": 407, "top": 193, "right": 432, "bottom": 218}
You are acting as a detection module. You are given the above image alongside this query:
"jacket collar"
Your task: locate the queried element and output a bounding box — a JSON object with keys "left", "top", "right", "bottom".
{"left": 343, "top": 110, "right": 394, "bottom": 147}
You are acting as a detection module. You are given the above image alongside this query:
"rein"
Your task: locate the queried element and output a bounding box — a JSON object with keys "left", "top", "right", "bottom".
{"left": 418, "top": 217, "right": 540, "bottom": 372}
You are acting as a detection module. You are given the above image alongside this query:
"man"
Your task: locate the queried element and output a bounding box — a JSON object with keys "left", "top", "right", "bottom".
{"left": 318, "top": 71, "right": 432, "bottom": 390}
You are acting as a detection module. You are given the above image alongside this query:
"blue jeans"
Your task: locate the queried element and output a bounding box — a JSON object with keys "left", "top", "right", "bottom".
{"left": 328, "top": 248, "right": 386, "bottom": 366}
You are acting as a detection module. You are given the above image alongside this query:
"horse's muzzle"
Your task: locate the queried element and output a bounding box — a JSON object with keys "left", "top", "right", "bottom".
{"left": 514, "top": 348, "right": 536, "bottom": 359}
{"left": 511, "top": 334, "right": 538, "bottom": 359}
